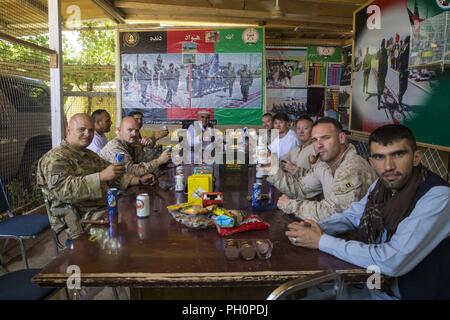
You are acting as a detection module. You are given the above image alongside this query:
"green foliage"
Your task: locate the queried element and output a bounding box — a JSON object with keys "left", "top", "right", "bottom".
{"left": 4, "top": 179, "right": 43, "bottom": 216}
{"left": 0, "top": 35, "right": 49, "bottom": 63}
{"left": 63, "top": 22, "right": 115, "bottom": 93}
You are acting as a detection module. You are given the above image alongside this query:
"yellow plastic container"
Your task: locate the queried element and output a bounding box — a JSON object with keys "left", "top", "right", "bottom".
{"left": 188, "top": 174, "right": 213, "bottom": 205}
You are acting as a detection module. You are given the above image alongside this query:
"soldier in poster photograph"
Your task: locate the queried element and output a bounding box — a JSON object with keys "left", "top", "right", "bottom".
{"left": 351, "top": 0, "right": 450, "bottom": 138}
{"left": 121, "top": 52, "right": 262, "bottom": 113}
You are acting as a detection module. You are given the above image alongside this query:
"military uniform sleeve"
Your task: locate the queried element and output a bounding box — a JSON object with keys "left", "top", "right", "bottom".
{"left": 267, "top": 166, "right": 322, "bottom": 199}
{"left": 100, "top": 140, "right": 159, "bottom": 176}
{"left": 280, "top": 169, "right": 371, "bottom": 222}
{"left": 39, "top": 157, "right": 103, "bottom": 204}
{"left": 123, "top": 152, "right": 159, "bottom": 176}
{"left": 119, "top": 173, "right": 135, "bottom": 189}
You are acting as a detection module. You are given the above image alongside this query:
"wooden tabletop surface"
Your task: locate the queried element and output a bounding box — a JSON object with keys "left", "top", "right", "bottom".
{"left": 34, "top": 164, "right": 364, "bottom": 288}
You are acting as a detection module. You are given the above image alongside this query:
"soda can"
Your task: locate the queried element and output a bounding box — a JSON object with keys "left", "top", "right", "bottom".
{"left": 175, "top": 192, "right": 185, "bottom": 204}
{"left": 251, "top": 182, "right": 262, "bottom": 208}
{"left": 136, "top": 193, "right": 150, "bottom": 218}
{"left": 175, "top": 174, "right": 185, "bottom": 192}
{"left": 107, "top": 188, "right": 119, "bottom": 216}
{"left": 114, "top": 152, "right": 125, "bottom": 165}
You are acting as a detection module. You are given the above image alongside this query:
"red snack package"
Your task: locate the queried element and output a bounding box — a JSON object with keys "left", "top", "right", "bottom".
{"left": 215, "top": 215, "right": 270, "bottom": 237}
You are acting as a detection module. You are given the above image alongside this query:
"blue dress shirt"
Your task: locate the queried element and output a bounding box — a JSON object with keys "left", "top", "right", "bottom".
{"left": 318, "top": 179, "right": 450, "bottom": 299}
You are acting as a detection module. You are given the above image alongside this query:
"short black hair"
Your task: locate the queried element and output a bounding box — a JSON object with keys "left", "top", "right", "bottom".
{"left": 91, "top": 109, "right": 108, "bottom": 121}
{"left": 273, "top": 112, "right": 289, "bottom": 123}
{"left": 262, "top": 112, "right": 273, "bottom": 118}
{"left": 312, "top": 117, "right": 343, "bottom": 132}
{"left": 369, "top": 124, "right": 417, "bottom": 151}
{"left": 295, "top": 115, "right": 313, "bottom": 126}
{"left": 128, "top": 111, "right": 143, "bottom": 117}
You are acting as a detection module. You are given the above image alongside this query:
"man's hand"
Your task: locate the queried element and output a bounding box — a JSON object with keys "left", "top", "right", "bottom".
{"left": 281, "top": 159, "right": 297, "bottom": 174}
{"left": 99, "top": 164, "right": 125, "bottom": 182}
{"left": 155, "top": 129, "right": 169, "bottom": 141}
{"left": 257, "top": 153, "right": 280, "bottom": 176}
{"left": 285, "top": 219, "right": 323, "bottom": 249}
{"left": 156, "top": 150, "right": 171, "bottom": 166}
{"left": 277, "top": 194, "right": 291, "bottom": 210}
{"left": 309, "top": 154, "right": 318, "bottom": 166}
{"left": 140, "top": 137, "right": 155, "bottom": 147}
{"left": 139, "top": 173, "right": 156, "bottom": 185}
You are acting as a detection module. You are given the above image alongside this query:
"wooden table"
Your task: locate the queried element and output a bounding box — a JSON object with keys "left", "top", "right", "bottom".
{"left": 33, "top": 165, "right": 364, "bottom": 299}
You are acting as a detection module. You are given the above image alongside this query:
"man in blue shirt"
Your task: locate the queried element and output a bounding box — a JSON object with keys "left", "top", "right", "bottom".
{"left": 286, "top": 124, "right": 450, "bottom": 299}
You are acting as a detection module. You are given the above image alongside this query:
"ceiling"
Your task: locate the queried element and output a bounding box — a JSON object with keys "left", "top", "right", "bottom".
{"left": 1, "top": 0, "right": 367, "bottom": 46}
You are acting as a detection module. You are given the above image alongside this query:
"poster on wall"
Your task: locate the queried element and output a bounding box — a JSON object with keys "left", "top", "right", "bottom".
{"left": 119, "top": 28, "right": 264, "bottom": 125}
{"left": 265, "top": 47, "right": 307, "bottom": 88}
{"left": 351, "top": 0, "right": 450, "bottom": 149}
{"left": 266, "top": 88, "right": 308, "bottom": 121}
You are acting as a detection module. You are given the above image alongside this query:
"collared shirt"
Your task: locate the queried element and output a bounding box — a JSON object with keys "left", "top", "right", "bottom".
{"left": 268, "top": 129, "right": 298, "bottom": 159}
{"left": 87, "top": 131, "right": 108, "bottom": 154}
{"left": 283, "top": 141, "right": 316, "bottom": 177}
{"left": 318, "top": 180, "right": 450, "bottom": 299}
{"left": 187, "top": 121, "right": 213, "bottom": 149}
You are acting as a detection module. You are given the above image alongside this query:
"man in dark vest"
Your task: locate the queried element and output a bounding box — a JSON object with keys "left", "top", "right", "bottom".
{"left": 286, "top": 124, "right": 450, "bottom": 299}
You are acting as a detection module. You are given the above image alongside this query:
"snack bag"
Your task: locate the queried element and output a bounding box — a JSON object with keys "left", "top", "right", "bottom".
{"left": 215, "top": 215, "right": 270, "bottom": 236}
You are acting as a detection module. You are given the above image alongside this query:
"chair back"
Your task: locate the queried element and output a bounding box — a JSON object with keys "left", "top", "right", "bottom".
{"left": 0, "top": 179, "right": 13, "bottom": 217}
{"left": 267, "top": 270, "right": 344, "bottom": 300}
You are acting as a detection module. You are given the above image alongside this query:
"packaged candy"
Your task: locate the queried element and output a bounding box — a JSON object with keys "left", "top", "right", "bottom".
{"left": 215, "top": 215, "right": 269, "bottom": 236}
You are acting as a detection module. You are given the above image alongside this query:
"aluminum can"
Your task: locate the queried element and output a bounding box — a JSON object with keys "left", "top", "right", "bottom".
{"left": 114, "top": 152, "right": 125, "bottom": 165}
{"left": 107, "top": 188, "right": 119, "bottom": 216}
{"left": 251, "top": 182, "right": 262, "bottom": 208}
{"left": 136, "top": 193, "right": 150, "bottom": 218}
{"left": 175, "top": 192, "right": 185, "bottom": 204}
{"left": 175, "top": 174, "right": 185, "bottom": 192}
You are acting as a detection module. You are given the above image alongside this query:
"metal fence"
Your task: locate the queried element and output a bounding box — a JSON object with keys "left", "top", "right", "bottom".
{"left": 0, "top": 0, "right": 51, "bottom": 214}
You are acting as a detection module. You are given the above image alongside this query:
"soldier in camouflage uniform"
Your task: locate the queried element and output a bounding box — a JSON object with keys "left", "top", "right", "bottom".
{"left": 237, "top": 64, "right": 253, "bottom": 102}
{"left": 100, "top": 117, "right": 171, "bottom": 176}
{"left": 266, "top": 117, "right": 377, "bottom": 222}
{"left": 281, "top": 115, "right": 316, "bottom": 178}
{"left": 37, "top": 114, "right": 154, "bottom": 240}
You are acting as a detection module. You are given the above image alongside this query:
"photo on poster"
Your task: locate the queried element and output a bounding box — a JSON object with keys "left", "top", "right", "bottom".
{"left": 266, "top": 47, "right": 307, "bottom": 88}
{"left": 205, "top": 31, "right": 220, "bottom": 43}
{"left": 267, "top": 88, "right": 307, "bottom": 121}
{"left": 324, "top": 86, "right": 351, "bottom": 129}
{"left": 119, "top": 28, "right": 265, "bottom": 125}
{"left": 121, "top": 52, "right": 262, "bottom": 112}
{"left": 182, "top": 53, "right": 196, "bottom": 64}
{"left": 351, "top": 0, "right": 450, "bottom": 149}
{"left": 182, "top": 42, "right": 197, "bottom": 53}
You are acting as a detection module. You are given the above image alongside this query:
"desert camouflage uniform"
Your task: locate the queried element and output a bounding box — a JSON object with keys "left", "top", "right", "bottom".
{"left": 267, "top": 144, "right": 376, "bottom": 222}
{"left": 99, "top": 137, "right": 159, "bottom": 176}
{"left": 36, "top": 140, "right": 134, "bottom": 239}
{"left": 283, "top": 141, "right": 316, "bottom": 178}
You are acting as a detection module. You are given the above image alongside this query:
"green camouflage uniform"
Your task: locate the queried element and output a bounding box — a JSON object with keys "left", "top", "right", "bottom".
{"left": 36, "top": 140, "right": 134, "bottom": 239}
{"left": 267, "top": 144, "right": 377, "bottom": 222}
{"left": 99, "top": 137, "right": 160, "bottom": 176}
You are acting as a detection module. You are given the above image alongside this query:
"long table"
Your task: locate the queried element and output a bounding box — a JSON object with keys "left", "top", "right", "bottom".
{"left": 33, "top": 165, "right": 365, "bottom": 299}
